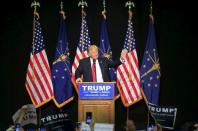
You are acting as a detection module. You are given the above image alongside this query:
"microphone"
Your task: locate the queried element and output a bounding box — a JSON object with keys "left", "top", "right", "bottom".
{"left": 93, "top": 59, "right": 96, "bottom": 64}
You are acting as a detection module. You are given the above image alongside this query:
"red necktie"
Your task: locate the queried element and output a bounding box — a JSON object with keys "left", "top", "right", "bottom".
{"left": 92, "top": 60, "right": 96, "bottom": 82}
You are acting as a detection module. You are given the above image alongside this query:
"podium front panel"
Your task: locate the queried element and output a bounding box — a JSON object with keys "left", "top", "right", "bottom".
{"left": 78, "top": 99, "right": 115, "bottom": 123}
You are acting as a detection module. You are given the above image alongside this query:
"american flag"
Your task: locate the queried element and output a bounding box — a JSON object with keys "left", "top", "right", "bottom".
{"left": 117, "top": 12, "right": 142, "bottom": 107}
{"left": 71, "top": 11, "right": 91, "bottom": 93}
{"left": 25, "top": 12, "right": 54, "bottom": 108}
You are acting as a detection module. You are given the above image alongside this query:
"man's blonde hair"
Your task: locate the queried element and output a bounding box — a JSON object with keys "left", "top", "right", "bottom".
{"left": 88, "top": 45, "right": 98, "bottom": 53}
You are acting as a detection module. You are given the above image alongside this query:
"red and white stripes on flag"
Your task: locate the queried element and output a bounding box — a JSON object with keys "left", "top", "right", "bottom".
{"left": 26, "top": 51, "right": 54, "bottom": 108}
{"left": 71, "top": 48, "right": 89, "bottom": 93}
{"left": 117, "top": 50, "right": 142, "bottom": 107}
{"left": 25, "top": 12, "right": 54, "bottom": 108}
{"left": 71, "top": 11, "right": 91, "bottom": 93}
{"left": 117, "top": 11, "right": 142, "bottom": 107}
{"left": 72, "top": 48, "right": 89, "bottom": 78}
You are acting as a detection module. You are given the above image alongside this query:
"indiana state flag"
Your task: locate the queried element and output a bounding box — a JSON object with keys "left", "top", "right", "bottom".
{"left": 140, "top": 15, "right": 160, "bottom": 105}
{"left": 51, "top": 10, "right": 74, "bottom": 108}
{"left": 99, "top": 12, "right": 119, "bottom": 99}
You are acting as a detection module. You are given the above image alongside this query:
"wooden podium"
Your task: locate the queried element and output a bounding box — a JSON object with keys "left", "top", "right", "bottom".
{"left": 78, "top": 82, "right": 115, "bottom": 124}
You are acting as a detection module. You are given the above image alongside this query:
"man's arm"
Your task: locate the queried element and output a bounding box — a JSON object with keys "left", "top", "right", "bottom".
{"left": 106, "top": 58, "right": 122, "bottom": 68}
{"left": 75, "top": 60, "right": 83, "bottom": 83}
{"left": 106, "top": 49, "right": 126, "bottom": 68}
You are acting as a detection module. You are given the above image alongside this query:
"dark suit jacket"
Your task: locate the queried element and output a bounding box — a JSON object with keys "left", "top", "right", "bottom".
{"left": 75, "top": 57, "right": 121, "bottom": 82}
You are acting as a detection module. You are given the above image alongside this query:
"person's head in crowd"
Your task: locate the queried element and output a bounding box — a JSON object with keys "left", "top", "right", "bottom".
{"left": 194, "top": 123, "right": 198, "bottom": 131}
{"left": 154, "top": 123, "right": 162, "bottom": 131}
{"left": 125, "top": 119, "right": 136, "bottom": 131}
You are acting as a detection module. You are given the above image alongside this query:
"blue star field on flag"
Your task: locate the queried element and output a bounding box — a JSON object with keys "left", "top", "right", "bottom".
{"left": 51, "top": 12, "right": 74, "bottom": 108}
{"left": 140, "top": 16, "right": 160, "bottom": 105}
{"left": 99, "top": 14, "right": 119, "bottom": 98}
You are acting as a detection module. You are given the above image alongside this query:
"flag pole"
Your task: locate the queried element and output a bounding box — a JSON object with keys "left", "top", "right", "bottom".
{"left": 127, "top": 107, "right": 129, "bottom": 121}
{"left": 99, "top": 0, "right": 107, "bottom": 56}
{"left": 60, "top": 0, "right": 63, "bottom": 11}
{"left": 102, "top": 0, "right": 106, "bottom": 19}
{"left": 139, "top": 1, "right": 160, "bottom": 127}
{"left": 149, "top": 1, "right": 154, "bottom": 22}
{"left": 150, "top": 1, "right": 153, "bottom": 16}
{"left": 125, "top": 0, "right": 135, "bottom": 16}
{"left": 71, "top": 0, "right": 88, "bottom": 95}
{"left": 31, "top": 1, "right": 41, "bottom": 129}
{"left": 139, "top": 86, "right": 159, "bottom": 127}
{"left": 126, "top": 107, "right": 129, "bottom": 131}
{"left": 78, "top": 0, "right": 88, "bottom": 52}
{"left": 31, "top": 0, "right": 40, "bottom": 54}
{"left": 60, "top": 1, "right": 66, "bottom": 20}
{"left": 140, "top": 87, "right": 151, "bottom": 126}
{"left": 125, "top": 2, "right": 135, "bottom": 128}
{"left": 146, "top": 2, "right": 152, "bottom": 128}
{"left": 59, "top": 1, "right": 64, "bottom": 113}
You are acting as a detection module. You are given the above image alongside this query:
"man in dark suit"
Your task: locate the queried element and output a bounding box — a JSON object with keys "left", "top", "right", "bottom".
{"left": 75, "top": 45, "right": 126, "bottom": 83}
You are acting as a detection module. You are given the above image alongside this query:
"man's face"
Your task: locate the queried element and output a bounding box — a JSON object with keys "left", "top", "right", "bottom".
{"left": 89, "top": 48, "right": 99, "bottom": 59}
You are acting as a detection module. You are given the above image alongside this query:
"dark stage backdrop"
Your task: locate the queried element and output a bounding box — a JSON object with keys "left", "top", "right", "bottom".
{"left": 0, "top": 0, "right": 198, "bottom": 130}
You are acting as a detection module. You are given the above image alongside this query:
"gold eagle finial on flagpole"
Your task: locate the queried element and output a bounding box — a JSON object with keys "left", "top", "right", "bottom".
{"left": 78, "top": 0, "right": 88, "bottom": 12}
{"left": 150, "top": 1, "right": 153, "bottom": 15}
{"left": 31, "top": 1, "right": 40, "bottom": 15}
{"left": 125, "top": 1, "right": 135, "bottom": 18}
{"left": 31, "top": 0, "right": 40, "bottom": 54}
{"left": 149, "top": 1, "right": 154, "bottom": 22}
{"left": 30, "top": 0, "right": 40, "bottom": 81}
{"left": 60, "top": 1, "right": 66, "bottom": 19}
{"left": 102, "top": 0, "right": 107, "bottom": 19}
{"left": 78, "top": 0, "right": 88, "bottom": 52}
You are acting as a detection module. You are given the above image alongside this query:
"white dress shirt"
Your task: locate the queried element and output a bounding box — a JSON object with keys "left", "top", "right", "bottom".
{"left": 90, "top": 58, "right": 104, "bottom": 82}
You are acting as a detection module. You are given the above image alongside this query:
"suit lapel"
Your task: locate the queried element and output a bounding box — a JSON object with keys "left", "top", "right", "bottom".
{"left": 86, "top": 57, "right": 92, "bottom": 81}
{"left": 98, "top": 58, "right": 105, "bottom": 78}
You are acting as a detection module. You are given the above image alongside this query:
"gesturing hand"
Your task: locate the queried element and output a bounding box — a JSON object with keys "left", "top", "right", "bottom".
{"left": 120, "top": 49, "right": 128, "bottom": 63}
{"left": 76, "top": 78, "right": 82, "bottom": 83}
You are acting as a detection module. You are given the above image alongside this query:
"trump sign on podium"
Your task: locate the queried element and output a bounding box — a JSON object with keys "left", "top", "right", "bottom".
{"left": 79, "top": 82, "right": 115, "bottom": 100}
{"left": 78, "top": 82, "right": 115, "bottom": 124}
